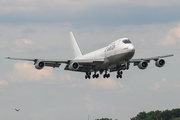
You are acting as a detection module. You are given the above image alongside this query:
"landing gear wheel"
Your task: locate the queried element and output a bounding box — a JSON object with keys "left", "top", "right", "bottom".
{"left": 96, "top": 74, "right": 99, "bottom": 78}
{"left": 92, "top": 72, "right": 99, "bottom": 79}
{"left": 103, "top": 69, "right": 111, "bottom": 78}
{"left": 107, "top": 74, "right": 110, "bottom": 78}
{"left": 85, "top": 71, "right": 91, "bottom": 79}
{"left": 117, "top": 70, "right": 123, "bottom": 79}
{"left": 119, "top": 75, "right": 122, "bottom": 78}
{"left": 116, "top": 75, "right": 119, "bottom": 78}
{"left": 103, "top": 73, "right": 110, "bottom": 78}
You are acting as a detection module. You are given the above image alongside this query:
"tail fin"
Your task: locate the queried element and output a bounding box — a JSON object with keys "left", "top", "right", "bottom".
{"left": 69, "top": 32, "right": 83, "bottom": 58}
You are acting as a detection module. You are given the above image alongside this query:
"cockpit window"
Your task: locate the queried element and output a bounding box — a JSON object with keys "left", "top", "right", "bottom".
{"left": 123, "top": 39, "right": 131, "bottom": 44}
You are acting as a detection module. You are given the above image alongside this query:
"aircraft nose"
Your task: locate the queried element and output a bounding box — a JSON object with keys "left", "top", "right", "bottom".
{"left": 129, "top": 45, "right": 135, "bottom": 53}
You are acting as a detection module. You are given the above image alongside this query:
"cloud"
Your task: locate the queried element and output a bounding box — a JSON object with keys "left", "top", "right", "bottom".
{"left": 12, "top": 39, "right": 44, "bottom": 52}
{"left": 0, "top": 0, "right": 37, "bottom": 14}
{"left": 9, "top": 62, "right": 53, "bottom": 82}
{"left": 160, "top": 24, "right": 180, "bottom": 46}
{"left": 84, "top": 95, "right": 102, "bottom": 111}
{"left": 0, "top": 0, "right": 180, "bottom": 27}
{"left": 0, "top": 80, "right": 8, "bottom": 85}
{"left": 0, "top": 0, "right": 180, "bottom": 14}
{"left": 84, "top": 95, "right": 93, "bottom": 103}
{"left": 60, "top": 73, "right": 131, "bottom": 92}
{"left": 14, "top": 39, "right": 34, "bottom": 45}
{"left": 88, "top": 78, "right": 132, "bottom": 92}
{"left": 149, "top": 78, "right": 180, "bottom": 91}
{"left": 149, "top": 78, "right": 168, "bottom": 91}
{"left": 22, "top": 28, "right": 37, "bottom": 33}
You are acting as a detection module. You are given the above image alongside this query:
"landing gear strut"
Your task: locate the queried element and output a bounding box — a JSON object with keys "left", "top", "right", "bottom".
{"left": 124, "top": 60, "right": 129, "bottom": 70}
{"left": 116, "top": 70, "right": 123, "bottom": 78}
{"left": 85, "top": 71, "right": 91, "bottom": 79}
{"left": 103, "top": 70, "right": 110, "bottom": 78}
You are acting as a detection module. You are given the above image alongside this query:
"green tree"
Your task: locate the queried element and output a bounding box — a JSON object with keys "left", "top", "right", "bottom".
{"left": 174, "top": 117, "right": 180, "bottom": 120}
{"left": 131, "top": 111, "right": 147, "bottom": 120}
{"left": 152, "top": 110, "right": 162, "bottom": 120}
{"left": 95, "top": 118, "right": 112, "bottom": 120}
{"left": 160, "top": 110, "right": 172, "bottom": 120}
{"left": 172, "top": 108, "right": 180, "bottom": 118}
{"left": 131, "top": 108, "right": 180, "bottom": 120}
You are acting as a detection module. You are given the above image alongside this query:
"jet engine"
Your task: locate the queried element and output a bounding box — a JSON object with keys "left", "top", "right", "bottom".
{"left": 35, "top": 61, "right": 45, "bottom": 70}
{"left": 68, "top": 62, "right": 79, "bottom": 70}
{"left": 138, "top": 61, "right": 148, "bottom": 70}
{"left": 155, "top": 59, "right": 165, "bottom": 67}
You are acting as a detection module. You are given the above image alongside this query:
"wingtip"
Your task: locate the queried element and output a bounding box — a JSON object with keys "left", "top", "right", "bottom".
{"left": 5, "top": 57, "right": 10, "bottom": 59}
{"left": 168, "top": 54, "right": 174, "bottom": 57}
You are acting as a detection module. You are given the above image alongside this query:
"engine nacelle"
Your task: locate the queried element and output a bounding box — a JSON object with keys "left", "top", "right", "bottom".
{"left": 155, "top": 59, "right": 165, "bottom": 67}
{"left": 35, "top": 61, "right": 45, "bottom": 70}
{"left": 138, "top": 61, "right": 148, "bottom": 70}
{"left": 68, "top": 62, "right": 79, "bottom": 70}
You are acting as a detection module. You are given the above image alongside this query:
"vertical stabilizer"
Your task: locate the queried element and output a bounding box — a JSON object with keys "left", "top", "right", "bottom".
{"left": 69, "top": 32, "right": 83, "bottom": 58}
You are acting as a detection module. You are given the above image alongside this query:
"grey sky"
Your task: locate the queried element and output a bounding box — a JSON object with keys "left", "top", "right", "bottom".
{"left": 0, "top": 0, "right": 180, "bottom": 120}
{"left": 1, "top": 0, "right": 180, "bottom": 27}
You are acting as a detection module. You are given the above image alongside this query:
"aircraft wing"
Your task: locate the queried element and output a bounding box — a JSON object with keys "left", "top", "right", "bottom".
{"left": 130, "top": 54, "right": 174, "bottom": 63}
{"left": 6, "top": 57, "right": 69, "bottom": 68}
{"left": 6, "top": 57, "right": 36, "bottom": 61}
{"left": 6, "top": 57, "right": 104, "bottom": 69}
{"left": 6, "top": 57, "right": 68, "bottom": 63}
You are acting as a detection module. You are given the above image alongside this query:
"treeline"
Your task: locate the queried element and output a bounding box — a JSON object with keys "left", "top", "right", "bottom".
{"left": 95, "top": 118, "right": 119, "bottom": 120}
{"left": 131, "top": 108, "right": 180, "bottom": 120}
{"left": 95, "top": 118, "right": 113, "bottom": 120}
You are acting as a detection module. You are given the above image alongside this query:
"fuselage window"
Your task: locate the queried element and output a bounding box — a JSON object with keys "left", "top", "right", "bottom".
{"left": 123, "top": 39, "right": 131, "bottom": 44}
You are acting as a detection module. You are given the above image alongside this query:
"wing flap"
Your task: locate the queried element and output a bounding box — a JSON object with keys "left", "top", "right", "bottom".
{"left": 72, "top": 58, "right": 104, "bottom": 65}
{"left": 45, "top": 62, "right": 61, "bottom": 68}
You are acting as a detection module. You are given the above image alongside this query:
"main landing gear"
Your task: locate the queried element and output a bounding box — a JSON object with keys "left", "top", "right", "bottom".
{"left": 85, "top": 71, "right": 100, "bottom": 79}
{"left": 85, "top": 70, "right": 123, "bottom": 79}
{"left": 85, "top": 71, "right": 91, "bottom": 79}
{"left": 92, "top": 71, "right": 99, "bottom": 78}
{"left": 103, "top": 70, "right": 110, "bottom": 78}
{"left": 116, "top": 70, "right": 123, "bottom": 78}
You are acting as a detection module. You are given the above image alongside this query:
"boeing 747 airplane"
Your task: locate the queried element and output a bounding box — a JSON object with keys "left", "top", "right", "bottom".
{"left": 7, "top": 32, "right": 173, "bottom": 79}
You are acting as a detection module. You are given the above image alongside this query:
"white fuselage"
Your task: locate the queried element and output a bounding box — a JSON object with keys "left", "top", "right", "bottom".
{"left": 74, "top": 38, "right": 135, "bottom": 69}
